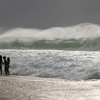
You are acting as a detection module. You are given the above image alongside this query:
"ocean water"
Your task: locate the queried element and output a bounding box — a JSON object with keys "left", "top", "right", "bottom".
{"left": 1, "top": 50, "right": 100, "bottom": 80}
{"left": 1, "top": 23, "right": 100, "bottom": 80}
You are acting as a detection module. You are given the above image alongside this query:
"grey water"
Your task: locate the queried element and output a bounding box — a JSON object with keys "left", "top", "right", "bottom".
{"left": 1, "top": 23, "right": 100, "bottom": 50}
{"left": 1, "top": 50, "right": 100, "bottom": 80}
{"left": 1, "top": 23, "right": 100, "bottom": 80}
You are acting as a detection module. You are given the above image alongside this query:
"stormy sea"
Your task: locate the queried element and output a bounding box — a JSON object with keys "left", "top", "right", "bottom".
{"left": 0, "top": 23, "right": 100, "bottom": 99}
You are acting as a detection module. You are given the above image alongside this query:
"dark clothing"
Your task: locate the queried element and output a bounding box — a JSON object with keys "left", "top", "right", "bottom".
{"left": 4, "top": 59, "right": 7, "bottom": 75}
{"left": 0, "top": 59, "right": 2, "bottom": 63}
{"left": 0, "top": 65, "right": 2, "bottom": 75}
{"left": 7, "top": 57, "right": 10, "bottom": 75}
{"left": 0, "top": 58, "right": 2, "bottom": 75}
{"left": 6, "top": 65, "right": 10, "bottom": 75}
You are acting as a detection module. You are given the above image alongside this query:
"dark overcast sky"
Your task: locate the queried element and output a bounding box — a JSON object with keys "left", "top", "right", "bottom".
{"left": 0, "top": 0, "right": 100, "bottom": 29}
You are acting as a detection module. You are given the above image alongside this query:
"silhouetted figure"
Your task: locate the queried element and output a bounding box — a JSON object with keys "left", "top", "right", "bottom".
{"left": 3, "top": 56, "right": 7, "bottom": 75}
{"left": 6, "top": 57, "right": 10, "bottom": 75}
{"left": 0, "top": 55, "right": 2, "bottom": 75}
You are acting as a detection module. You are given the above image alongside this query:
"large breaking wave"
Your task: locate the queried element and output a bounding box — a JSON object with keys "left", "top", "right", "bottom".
{"left": 0, "top": 23, "right": 100, "bottom": 50}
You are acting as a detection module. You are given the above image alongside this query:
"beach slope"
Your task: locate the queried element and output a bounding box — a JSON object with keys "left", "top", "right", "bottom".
{"left": 0, "top": 75, "right": 100, "bottom": 100}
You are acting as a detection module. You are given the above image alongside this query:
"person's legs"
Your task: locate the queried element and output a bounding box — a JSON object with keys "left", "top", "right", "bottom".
{"left": 0, "top": 67, "right": 2, "bottom": 75}
{"left": 7, "top": 68, "right": 10, "bottom": 75}
{"left": 5, "top": 68, "right": 7, "bottom": 75}
{"left": 7, "top": 68, "right": 9, "bottom": 75}
{"left": 1, "top": 67, "right": 2, "bottom": 75}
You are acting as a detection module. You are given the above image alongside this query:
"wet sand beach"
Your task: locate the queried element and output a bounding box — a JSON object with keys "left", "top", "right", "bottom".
{"left": 0, "top": 75, "right": 100, "bottom": 100}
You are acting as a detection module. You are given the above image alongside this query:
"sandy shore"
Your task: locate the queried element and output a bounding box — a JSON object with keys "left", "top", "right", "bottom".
{"left": 0, "top": 75, "right": 100, "bottom": 100}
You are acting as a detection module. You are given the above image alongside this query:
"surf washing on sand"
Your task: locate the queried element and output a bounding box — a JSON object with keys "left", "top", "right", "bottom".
{"left": 0, "top": 23, "right": 100, "bottom": 80}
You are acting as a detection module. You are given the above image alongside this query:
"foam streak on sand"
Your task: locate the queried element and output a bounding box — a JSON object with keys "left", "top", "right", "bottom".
{"left": 0, "top": 75, "right": 100, "bottom": 100}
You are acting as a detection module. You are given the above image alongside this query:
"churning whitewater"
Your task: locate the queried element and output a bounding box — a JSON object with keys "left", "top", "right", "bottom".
{"left": 1, "top": 50, "right": 100, "bottom": 80}
{"left": 1, "top": 23, "right": 100, "bottom": 80}
{"left": 0, "top": 23, "right": 100, "bottom": 50}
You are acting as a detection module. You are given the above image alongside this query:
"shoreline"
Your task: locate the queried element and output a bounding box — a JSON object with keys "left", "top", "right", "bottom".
{"left": 0, "top": 75, "right": 100, "bottom": 100}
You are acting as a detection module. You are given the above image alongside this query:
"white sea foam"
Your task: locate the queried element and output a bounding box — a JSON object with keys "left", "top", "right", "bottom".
{"left": 1, "top": 50, "right": 100, "bottom": 80}
{"left": 0, "top": 23, "right": 100, "bottom": 50}
{"left": 0, "top": 23, "right": 100, "bottom": 39}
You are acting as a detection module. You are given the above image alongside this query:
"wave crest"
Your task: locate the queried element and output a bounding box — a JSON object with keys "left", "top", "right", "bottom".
{"left": 0, "top": 23, "right": 100, "bottom": 50}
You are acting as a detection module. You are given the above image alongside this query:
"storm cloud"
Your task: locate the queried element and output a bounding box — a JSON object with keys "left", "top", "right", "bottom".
{"left": 0, "top": 0, "right": 100, "bottom": 29}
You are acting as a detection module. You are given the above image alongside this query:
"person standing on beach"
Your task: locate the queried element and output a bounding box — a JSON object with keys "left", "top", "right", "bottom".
{"left": 0, "top": 55, "right": 3, "bottom": 75}
{"left": 3, "top": 56, "right": 7, "bottom": 75}
{"left": 6, "top": 57, "right": 10, "bottom": 75}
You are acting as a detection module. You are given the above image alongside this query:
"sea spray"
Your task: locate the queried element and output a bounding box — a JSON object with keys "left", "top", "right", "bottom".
{"left": 1, "top": 50, "right": 100, "bottom": 80}
{"left": 0, "top": 23, "right": 100, "bottom": 50}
